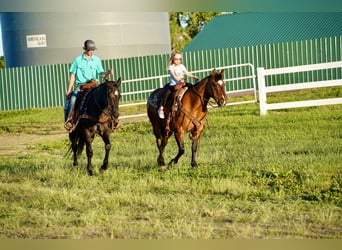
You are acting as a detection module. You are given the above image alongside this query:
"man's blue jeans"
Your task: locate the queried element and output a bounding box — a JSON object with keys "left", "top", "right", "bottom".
{"left": 64, "top": 85, "right": 82, "bottom": 122}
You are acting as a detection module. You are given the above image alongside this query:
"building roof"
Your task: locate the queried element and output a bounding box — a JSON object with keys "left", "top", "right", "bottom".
{"left": 183, "top": 12, "right": 342, "bottom": 51}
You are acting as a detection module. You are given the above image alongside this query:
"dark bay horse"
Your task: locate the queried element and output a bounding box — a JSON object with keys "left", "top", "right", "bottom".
{"left": 68, "top": 78, "right": 121, "bottom": 175}
{"left": 147, "top": 69, "right": 227, "bottom": 168}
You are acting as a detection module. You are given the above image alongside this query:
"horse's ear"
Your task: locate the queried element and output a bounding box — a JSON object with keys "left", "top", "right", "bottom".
{"left": 211, "top": 68, "right": 217, "bottom": 76}
{"left": 220, "top": 70, "right": 224, "bottom": 77}
{"left": 116, "top": 77, "right": 122, "bottom": 86}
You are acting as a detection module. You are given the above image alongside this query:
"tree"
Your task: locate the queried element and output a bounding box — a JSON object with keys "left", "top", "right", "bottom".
{"left": 169, "top": 12, "right": 221, "bottom": 51}
{"left": 0, "top": 56, "right": 5, "bottom": 69}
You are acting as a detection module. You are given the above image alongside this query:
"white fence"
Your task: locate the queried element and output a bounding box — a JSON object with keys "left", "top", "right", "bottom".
{"left": 257, "top": 61, "right": 342, "bottom": 115}
{"left": 119, "top": 63, "right": 257, "bottom": 119}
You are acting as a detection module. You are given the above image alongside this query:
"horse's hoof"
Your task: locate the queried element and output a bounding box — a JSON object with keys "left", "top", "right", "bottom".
{"left": 191, "top": 162, "right": 198, "bottom": 168}
{"left": 160, "top": 165, "right": 168, "bottom": 171}
{"left": 100, "top": 165, "right": 108, "bottom": 172}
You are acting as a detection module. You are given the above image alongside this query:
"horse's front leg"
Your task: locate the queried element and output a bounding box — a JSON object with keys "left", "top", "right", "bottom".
{"left": 168, "top": 131, "right": 185, "bottom": 167}
{"left": 191, "top": 129, "right": 203, "bottom": 168}
{"left": 100, "top": 131, "right": 111, "bottom": 173}
{"left": 191, "top": 138, "right": 199, "bottom": 168}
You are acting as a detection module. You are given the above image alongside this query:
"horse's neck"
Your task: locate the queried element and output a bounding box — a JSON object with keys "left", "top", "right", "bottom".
{"left": 190, "top": 78, "right": 209, "bottom": 106}
{"left": 91, "top": 84, "right": 107, "bottom": 110}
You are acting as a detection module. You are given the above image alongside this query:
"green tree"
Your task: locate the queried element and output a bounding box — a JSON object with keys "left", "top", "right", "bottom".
{"left": 169, "top": 12, "right": 221, "bottom": 51}
{"left": 0, "top": 56, "right": 5, "bottom": 69}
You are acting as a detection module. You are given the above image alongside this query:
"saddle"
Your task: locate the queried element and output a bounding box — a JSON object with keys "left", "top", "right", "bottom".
{"left": 70, "top": 80, "right": 99, "bottom": 126}
{"left": 163, "top": 85, "right": 189, "bottom": 133}
{"left": 80, "top": 79, "right": 99, "bottom": 92}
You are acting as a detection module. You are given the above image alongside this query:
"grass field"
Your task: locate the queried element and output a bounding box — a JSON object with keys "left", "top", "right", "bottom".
{"left": 0, "top": 88, "right": 341, "bottom": 239}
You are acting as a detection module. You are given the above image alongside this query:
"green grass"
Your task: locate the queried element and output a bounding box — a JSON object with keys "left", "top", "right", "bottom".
{"left": 0, "top": 88, "right": 341, "bottom": 238}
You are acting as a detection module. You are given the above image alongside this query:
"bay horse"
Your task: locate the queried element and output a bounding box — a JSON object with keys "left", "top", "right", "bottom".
{"left": 147, "top": 69, "right": 227, "bottom": 169}
{"left": 68, "top": 78, "right": 121, "bottom": 176}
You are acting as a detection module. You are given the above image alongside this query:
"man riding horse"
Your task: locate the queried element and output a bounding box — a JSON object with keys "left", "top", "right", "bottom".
{"left": 64, "top": 40, "right": 113, "bottom": 131}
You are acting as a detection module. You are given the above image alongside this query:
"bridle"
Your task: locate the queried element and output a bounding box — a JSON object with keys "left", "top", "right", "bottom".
{"left": 190, "top": 76, "right": 225, "bottom": 107}
{"left": 100, "top": 82, "right": 120, "bottom": 123}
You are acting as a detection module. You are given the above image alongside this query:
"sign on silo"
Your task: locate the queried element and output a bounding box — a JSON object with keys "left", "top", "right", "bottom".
{"left": 26, "top": 34, "right": 47, "bottom": 48}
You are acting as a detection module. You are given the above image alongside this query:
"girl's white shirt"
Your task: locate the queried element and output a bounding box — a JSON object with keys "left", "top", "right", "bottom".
{"left": 168, "top": 64, "right": 186, "bottom": 86}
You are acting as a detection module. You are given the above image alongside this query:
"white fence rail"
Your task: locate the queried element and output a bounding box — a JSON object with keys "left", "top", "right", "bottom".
{"left": 119, "top": 64, "right": 256, "bottom": 119}
{"left": 257, "top": 61, "right": 342, "bottom": 115}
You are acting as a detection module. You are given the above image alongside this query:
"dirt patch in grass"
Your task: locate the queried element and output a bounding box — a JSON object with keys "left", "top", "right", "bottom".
{"left": 0, "top": 131, "right": 67, "bottom": 155}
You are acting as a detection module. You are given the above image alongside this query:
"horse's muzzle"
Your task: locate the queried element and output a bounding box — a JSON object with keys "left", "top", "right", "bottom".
{"left": 111, "top": 116, "right": 120, "bottom": 129}
{"left": 217, "top": 99, "right": 226, "bottom": 107}
{"left": 114, "top": 117, "right": 119, "bottom": 126}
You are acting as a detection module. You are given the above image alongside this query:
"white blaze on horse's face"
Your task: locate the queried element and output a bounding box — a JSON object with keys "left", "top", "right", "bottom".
{"left": 114, "top": 90, "right": 119, "bottom": 96}
{"left": 215, "top": 79, "right": 226, "bottom": 106}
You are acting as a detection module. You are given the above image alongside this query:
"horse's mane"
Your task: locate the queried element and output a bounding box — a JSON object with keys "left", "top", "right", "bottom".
{"left": 80, "top": 82, "right": 108, "bottom": 118}
{"left": 193, "top": 75, "right": 210, "bottom": 87}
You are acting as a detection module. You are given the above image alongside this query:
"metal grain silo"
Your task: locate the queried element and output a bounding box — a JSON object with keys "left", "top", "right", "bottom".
{"left": 1, "top": 12, "right": 171, "bottom": 67}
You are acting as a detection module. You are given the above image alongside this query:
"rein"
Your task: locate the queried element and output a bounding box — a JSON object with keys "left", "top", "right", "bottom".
{"left": 190, "top": 78, "right": 210, "bottom": 106}
{"left": 177, "top": 78, "right": 210, "bottom": 130}
{"left": 179, "top": 105, "right": 207, "bottom": 129}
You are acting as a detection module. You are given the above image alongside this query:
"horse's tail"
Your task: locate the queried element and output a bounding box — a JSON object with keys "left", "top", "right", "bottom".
{"left": 65, "top": 131, "right": 85, "bottom": 158}
{"left": 76, "top": 136, "right": 85, "bottom": 156}
{"left": 147, "top": 88, "right": 164, "bottom": 109}
{"left": 65, "top": 145, "right": 73, "bottom": 158}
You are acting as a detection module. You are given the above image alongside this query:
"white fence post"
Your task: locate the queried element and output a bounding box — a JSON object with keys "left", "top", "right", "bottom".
{"left": 257, "top": 61, "right": 342, "bottom": 115}
{"left": 257, "top": 67, "right": 267, "bottom": 115}
{"left": 159, "top": 77, "right": 164, "bottom": 88}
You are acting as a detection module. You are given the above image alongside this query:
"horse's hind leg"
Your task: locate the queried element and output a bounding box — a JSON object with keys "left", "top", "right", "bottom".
{"left": 156, "top": 136, "right": 166, "bottom": 167}
{"left": 69, "top": 132, "right": 78, "bottom": 167}
{"left": 151, "top": 122, "right": 168, "bottom": 167}
{"left": 100, "top": 131, "right": 111, "bottom": 173}
{"left": 85, "top": 133, "right": 95, "bottom": 176}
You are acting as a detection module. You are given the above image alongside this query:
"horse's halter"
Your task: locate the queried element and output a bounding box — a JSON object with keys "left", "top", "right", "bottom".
{"left": 205, "top": 75, "right": 227, "bottom": 107}
{"left": 92, "top": 80, "right": 120, "bottom": 124}
{"left": 105, "top": 81, "right": 121, "bottom": 121}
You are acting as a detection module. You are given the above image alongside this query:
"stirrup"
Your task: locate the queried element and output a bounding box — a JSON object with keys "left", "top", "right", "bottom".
{"left": 158, "top": 106, "right": 165, "bottom": 119}
{"left": 165, "top": 123, "right": 170, "bottom": 134}
{"left": 64, "top": 118, "right": 73, "bottom": 131}
{"left": 165, "top": 114, "right": 171, "bottom": 133}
